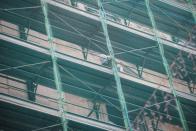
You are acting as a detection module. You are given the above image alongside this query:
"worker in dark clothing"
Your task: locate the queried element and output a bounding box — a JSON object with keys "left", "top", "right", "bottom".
{"left": 87, "top": 102, "right": 101, "bottom": 120}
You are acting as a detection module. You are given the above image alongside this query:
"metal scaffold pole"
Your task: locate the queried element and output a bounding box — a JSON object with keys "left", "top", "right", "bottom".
{"left": 187, "top": 0, "right": 196, "bottom": 23}
{"left": 144, "top": 0, "right": 189, "bottom": 131}
{"left": 41, "top": 0, "right": 68, "bottom": 131}
{"left": 97, "top": 0, "right": 132, "bottom": 130}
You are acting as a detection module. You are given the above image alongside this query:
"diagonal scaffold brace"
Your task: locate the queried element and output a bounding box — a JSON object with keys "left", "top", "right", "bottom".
{"left": 144, "top": 0, "right": 189, "bottom": 131}
{"left": 97, "top": 0, "right": 132, "bottom": 130}
{"left": 41, "top": 0, "right": 68, "bottom": 131}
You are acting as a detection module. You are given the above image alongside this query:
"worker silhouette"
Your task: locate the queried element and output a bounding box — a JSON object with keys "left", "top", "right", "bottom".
{"left": 87, "top": 101, "right": 101, "bottom": 120}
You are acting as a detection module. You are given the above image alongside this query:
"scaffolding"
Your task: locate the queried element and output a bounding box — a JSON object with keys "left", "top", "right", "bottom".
{"left": 0, "top": 0, "right": 196, "bottom": 131}
{"left": 41, "top": 0, "right": 68, "bottom": 130}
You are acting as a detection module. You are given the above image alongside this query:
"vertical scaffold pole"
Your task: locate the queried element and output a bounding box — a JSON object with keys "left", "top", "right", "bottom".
{"left": 97, "top": 0, "right": 132, "bottom": 130}
{"left": 144, "top": 0, "right": 189, "bottom": 131}
{"left": 187, "top": 0, "right": 196, "bottom": 23}
{"left": 41, "top": 1, "right": 68, "bottom": 131}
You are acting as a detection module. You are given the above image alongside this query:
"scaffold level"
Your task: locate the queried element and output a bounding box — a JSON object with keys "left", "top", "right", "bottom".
{"left": 0, "top": 0, "right": 196, "bottom": 131}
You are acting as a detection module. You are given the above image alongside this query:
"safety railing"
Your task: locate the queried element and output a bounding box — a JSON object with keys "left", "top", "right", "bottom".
{"left": 0, "top": 19, "right": 195, "bottom": 97}
{"left": 53, "top": 0, "right": 196, "bottom": 50}
{"left": 0, "top": 73, "right": 125, "bottom": 127}
{"left": 0, "top": 16, "right": 195, "bottom": 94}
{"left": 0, "top": 73, "right": 187, "bottom": 131}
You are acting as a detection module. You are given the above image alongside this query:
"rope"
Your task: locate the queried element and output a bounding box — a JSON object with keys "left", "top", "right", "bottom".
{"left": 0, "top": 6, "right": 41, "bottom": 11}
{"left": 0, "top": 61, "right": 50, "bottom": 72}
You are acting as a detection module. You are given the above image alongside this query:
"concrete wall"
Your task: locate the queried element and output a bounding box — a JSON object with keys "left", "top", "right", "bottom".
{"left": 0, "top": 20, "right": 19, "bottom": 37}
{"left": 36, "top": 85, "right": 108, "bottom": 121}
{"left": 0, "top": 74, "right": 28, "bottom": 99}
